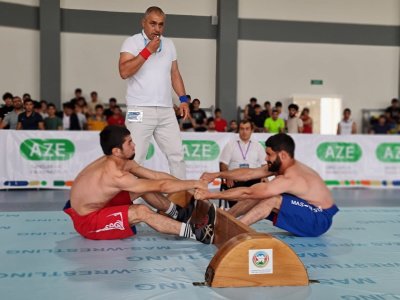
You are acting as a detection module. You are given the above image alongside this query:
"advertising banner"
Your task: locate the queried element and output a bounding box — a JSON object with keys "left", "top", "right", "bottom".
{"left": 0, "top": 131, "right": 399, "bottom": 189}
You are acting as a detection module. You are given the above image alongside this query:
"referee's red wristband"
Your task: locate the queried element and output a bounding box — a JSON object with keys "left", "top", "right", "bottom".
{"left": 139, "top": 48, "right": 151, "bottom": 60}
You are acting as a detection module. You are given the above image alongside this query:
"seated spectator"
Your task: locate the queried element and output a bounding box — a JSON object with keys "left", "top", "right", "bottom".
{"left": 207, "top": 117, "right": 216, "bottom": 132}
{"left": 264, "top": 108, "right": 285, "bottom": 133}
{"left": 190, "top": 98, "right": 207, "bottom": 132}
{"left": 17, "top": 98, "right": 44, "bottom": 130}
{"left": 70, "top": 88, "right": 82, "bottom": 105}
{"left": 275, "top": 101, "right": 288, "bottom": 122}
{"left": 61, "top": 102, "right": 81, "bottom": 130}
{"left": 107, "top": 105, "right": 125, "bottom": 126}
{"left": 75, "top": 101, "right": 88, "bottom": 130}
{"left": 22, "top": 93, "right": 31, "bottom": 101}
{"left": 87, "top": 104, "right": 107, "bottom": 131}
{"left": 0, "top": 92, "right": 14, "bottom": 124}
{"left": 337, "top": 108, "right": 356, "bottom": 135}
{"left": 214, "top": 108, "right": 227, "bottom": 132}
{"left": 44, "top": 103, "right": 63, "bottom": 130}
{"left": 286, "top": 104, "right": 303, "bottom": 133}
{"left": 39, "top": 100, "right": 49, "bottom": 119}
{"left": 263, "top": 101, "right": 272, "bottom": 119}
{"left": 227, "top": 120, "right": 238, "bottom": 132}
{"left": 104, "top": 97, "right": 117, "bottom": 118}
{"left": 369, "top": 115, "right": 393, "bottom": 134}
{"left": 386, "top": 98, "right": 400, "bottom": 124}
{"left": 249, "top": 104, "right": 266, "bottom": 132}
{"left": 244, "top": 97, "right": 257, "bottom": 120}
{"left": 0, "top": 96, "right": 24, "bottom": 130}
{"left": 76, "top": 96, "right": 90, "bottom": 119}
{"left": 300, "top": 108, "right": 313, "bottom": 134}
{"left": 87, "top": 91, "right": 102, "bottom": 117}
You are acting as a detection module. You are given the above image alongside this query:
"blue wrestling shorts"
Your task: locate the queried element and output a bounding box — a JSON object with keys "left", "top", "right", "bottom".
{"left": 266, "top": 193, "right": 339, "bottom": 237}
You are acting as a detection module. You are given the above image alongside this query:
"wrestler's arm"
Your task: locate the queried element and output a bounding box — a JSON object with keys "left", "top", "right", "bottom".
{"left": 195, "top": 175, "right": 292, "bottom": 201}
{"left": 171, "top": 60, "right": 189, "bottom": 119}
{"left": 124, "top": 160, "right": 176, "bottom": 180}
{"left": 201, "top": 165, "right": 272, "bottom": 183}
{"left": 115, "top": 171, "right": 204, "bottom": 194}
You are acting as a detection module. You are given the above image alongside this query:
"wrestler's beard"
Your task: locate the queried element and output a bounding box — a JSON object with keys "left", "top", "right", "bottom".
{"left": 128, "top": 153, "right": 135, "bottom": 160}
{"left": 267, "top": 156, "right": 281, "bottom": 173}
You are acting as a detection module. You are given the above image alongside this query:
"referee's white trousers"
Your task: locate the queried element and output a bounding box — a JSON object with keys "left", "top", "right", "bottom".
{"left": 125, "top": 106, "right": 186, "bottom": 179}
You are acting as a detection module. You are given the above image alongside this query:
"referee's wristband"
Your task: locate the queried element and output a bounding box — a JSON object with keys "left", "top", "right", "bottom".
{"left": 139, "top": 48, "right": 151, "bottom": 60}
{"left": 179, "top": 95, "right": 189, "bottom": 103}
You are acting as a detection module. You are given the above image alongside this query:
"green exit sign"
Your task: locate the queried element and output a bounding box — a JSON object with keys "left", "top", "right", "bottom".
{"left": 311, "top": 79, "right": 323, "bottom": 85}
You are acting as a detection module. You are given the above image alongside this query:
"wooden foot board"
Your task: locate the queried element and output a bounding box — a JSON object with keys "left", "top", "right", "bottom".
{"left": 169, "top": 192, "right": 309, "bottom": 288}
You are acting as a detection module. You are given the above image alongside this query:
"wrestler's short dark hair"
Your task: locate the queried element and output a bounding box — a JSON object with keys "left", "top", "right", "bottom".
{"left": 100, "top": 125, "right": 131, "bottom": 155}
{"left": 265, "top": 133, "right": 295, "bottom": 158}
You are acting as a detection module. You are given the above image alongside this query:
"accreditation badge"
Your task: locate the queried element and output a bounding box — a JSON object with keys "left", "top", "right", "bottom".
{"left": 127, "top": 110, "right": 143, "bottom": 123}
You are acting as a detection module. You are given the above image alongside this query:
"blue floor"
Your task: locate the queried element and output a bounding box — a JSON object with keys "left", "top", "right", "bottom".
{"left": 0, "top": 189, "right": 399, "bottom": 299}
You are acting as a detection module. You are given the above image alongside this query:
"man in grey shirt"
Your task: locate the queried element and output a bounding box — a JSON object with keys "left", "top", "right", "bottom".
{"left": 0, "top": 96, "right": 24, "bottom": 129}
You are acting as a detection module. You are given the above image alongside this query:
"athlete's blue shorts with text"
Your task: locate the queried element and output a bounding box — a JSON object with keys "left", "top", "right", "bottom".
{"left": 266, "top": 193, "right": 339, "bottom": 237}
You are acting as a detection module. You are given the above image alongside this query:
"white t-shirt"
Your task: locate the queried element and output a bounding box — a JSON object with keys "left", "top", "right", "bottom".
{"left": 219, "top": 137, "right": 266, "bottom": 170}
{"left": 286, "top": 116, "right": 303, "bottom": 133}
{"left": 338, "top": 119, "right": 354, "bottom": 135}
{"left": 120, "top": 31, "right": 177, "bottom": 107}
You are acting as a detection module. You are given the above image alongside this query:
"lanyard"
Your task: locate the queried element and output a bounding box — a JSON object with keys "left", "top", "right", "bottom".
{"left": 237, "top": 140, "right": 251, "bottom": 160}
{"left": 141, "top": 30, "right": 162, "bottom": 53}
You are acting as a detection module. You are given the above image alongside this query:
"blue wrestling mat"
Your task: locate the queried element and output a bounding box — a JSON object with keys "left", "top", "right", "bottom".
{"left": 0, "top": 207, "right": 399, "bottom": 300}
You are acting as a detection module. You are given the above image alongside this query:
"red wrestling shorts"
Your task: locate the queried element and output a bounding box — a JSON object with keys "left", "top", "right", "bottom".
{"left": 63, "top": 191, "right": 137, "bottom": 240}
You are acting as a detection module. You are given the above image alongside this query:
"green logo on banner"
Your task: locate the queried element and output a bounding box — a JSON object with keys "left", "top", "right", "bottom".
{"left": 317, "top": 142, "right": 362, "bottom": 162}
{"left": 376, "top": 143, "right": 400, "bottom": 162}
{"left": 20, "top": 139, "right": 75, "bottom": 161}
{"left": 145, "top": 143, "right": 155, "bottom": 160}
{"left": 183, "top": 140, "right": 220, "bottom": 161}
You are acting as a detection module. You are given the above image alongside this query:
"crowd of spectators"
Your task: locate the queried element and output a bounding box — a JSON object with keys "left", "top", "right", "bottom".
{"left": 0, "top": 89, "right": 124, "bottom": 131}
{"left": 1, "top": 90, "right": 399, "bottom": 135}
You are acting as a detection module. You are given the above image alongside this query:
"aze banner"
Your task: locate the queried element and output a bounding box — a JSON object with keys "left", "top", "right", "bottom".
{"left": 0, "top": 131, "right": 399, "bottom": 189}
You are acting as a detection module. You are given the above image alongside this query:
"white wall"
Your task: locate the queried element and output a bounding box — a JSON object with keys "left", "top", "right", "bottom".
{"left": 237, "top": 41, "right": 399, "bottom": 130}
{"left": 0, "top": 27, "right": 40, "bottom": 99}
{"left": 239, "top": 0, "right": 400, "bottom": 25}
{"left": 60, "top": 0, "right": 217, "bottom": 16}
{"left": 61, "top": 33, "right": 216, "bottom": 107}
{"left": 2, "top": 0, "right": 38, "bottom": 6}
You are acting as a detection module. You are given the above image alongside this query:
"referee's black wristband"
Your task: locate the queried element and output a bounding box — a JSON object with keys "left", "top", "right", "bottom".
{"left": 179, "top": 95, "right": 189, "bottom": 103}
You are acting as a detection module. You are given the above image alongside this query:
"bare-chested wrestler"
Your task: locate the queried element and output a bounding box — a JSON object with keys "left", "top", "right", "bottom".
{"left": 63, "top": 125, "right": 216, "bottom": 243}
{"left": 196, "top": 133, "right": 338, "bottom": 237}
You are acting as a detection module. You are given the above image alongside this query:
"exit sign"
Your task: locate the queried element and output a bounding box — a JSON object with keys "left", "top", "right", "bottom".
{"left": 311, "top": 79, "right": 323, "bottom": 85}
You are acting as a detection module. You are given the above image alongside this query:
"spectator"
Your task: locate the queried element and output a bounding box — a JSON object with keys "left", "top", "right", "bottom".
{"left": 61, "top": 102, "right": 81, "bottom": 130}
{"left": 286, "top": 104, "right": 303, "bottom": 133}
{"left": 249, "top": 104, "right": 267, "bottom": 132}
{"left": 227, "top": 120, "right": 238, "bottom": 133}
{"left": 104, "top": 98, "right": 117, "bottom": 118}
{"left": 263, "top": 101, "right": 272, "bottom": 119}
{"left": 207, "top": 117, "right": 216, "bottom": 132}
{"left": 0, "top": 92, "right": 14, "bottom": 124}
{"left": 214, "top": 108, "right": 227, "bottom": 132}
{"left": 244, "top": 97, "right": 257, "bottom": 120}
{"left": 0, "top": 96, "right": 24, "bottom": 130}
{"left": 385, "top": 98, "right": 400, "bottom": 124}
{"left": 87, "top": 91, "right": 102, "bottom": 117}
{"left": 44, "top": 103, "right": 63, "bottom": 130}
{"left": 22, "top": 93, "right": 31, "bottom": 101}
{"left": 190, "top": 98, "right": 207, "bottom": 132}
{"left": 75, "top": 100, "right": 88, "bottom": 130}
{"left": 107, "top": 105, "right": 125, "bottom": 127}
{"left": 16, "top": 98, "right": 44, "bottom": 130}
{"left": 264, "top": 108, "right": 285, "bottom": 133}
{"left": 70, "top": 88, "right": 82, "bottom": 105}
{"left": 218, "top": 120, "right": 266, "bottom": 207}
{"left": 337, "top": 108, "right": 357, "bottom": 135}
{"left": 275, "top": 101, "right": 288, "bottom": 122}
{"left": 300, "top": 108, "right": 313, "bottom": 134}
{"left": 87, "top": 104, "right": 107, "bottom": 131}
{"left": 369, "top": 115, "right": 392, "bottom": 134}
{"left": 39, "top": 100, "right": 49, "bottom": 119}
